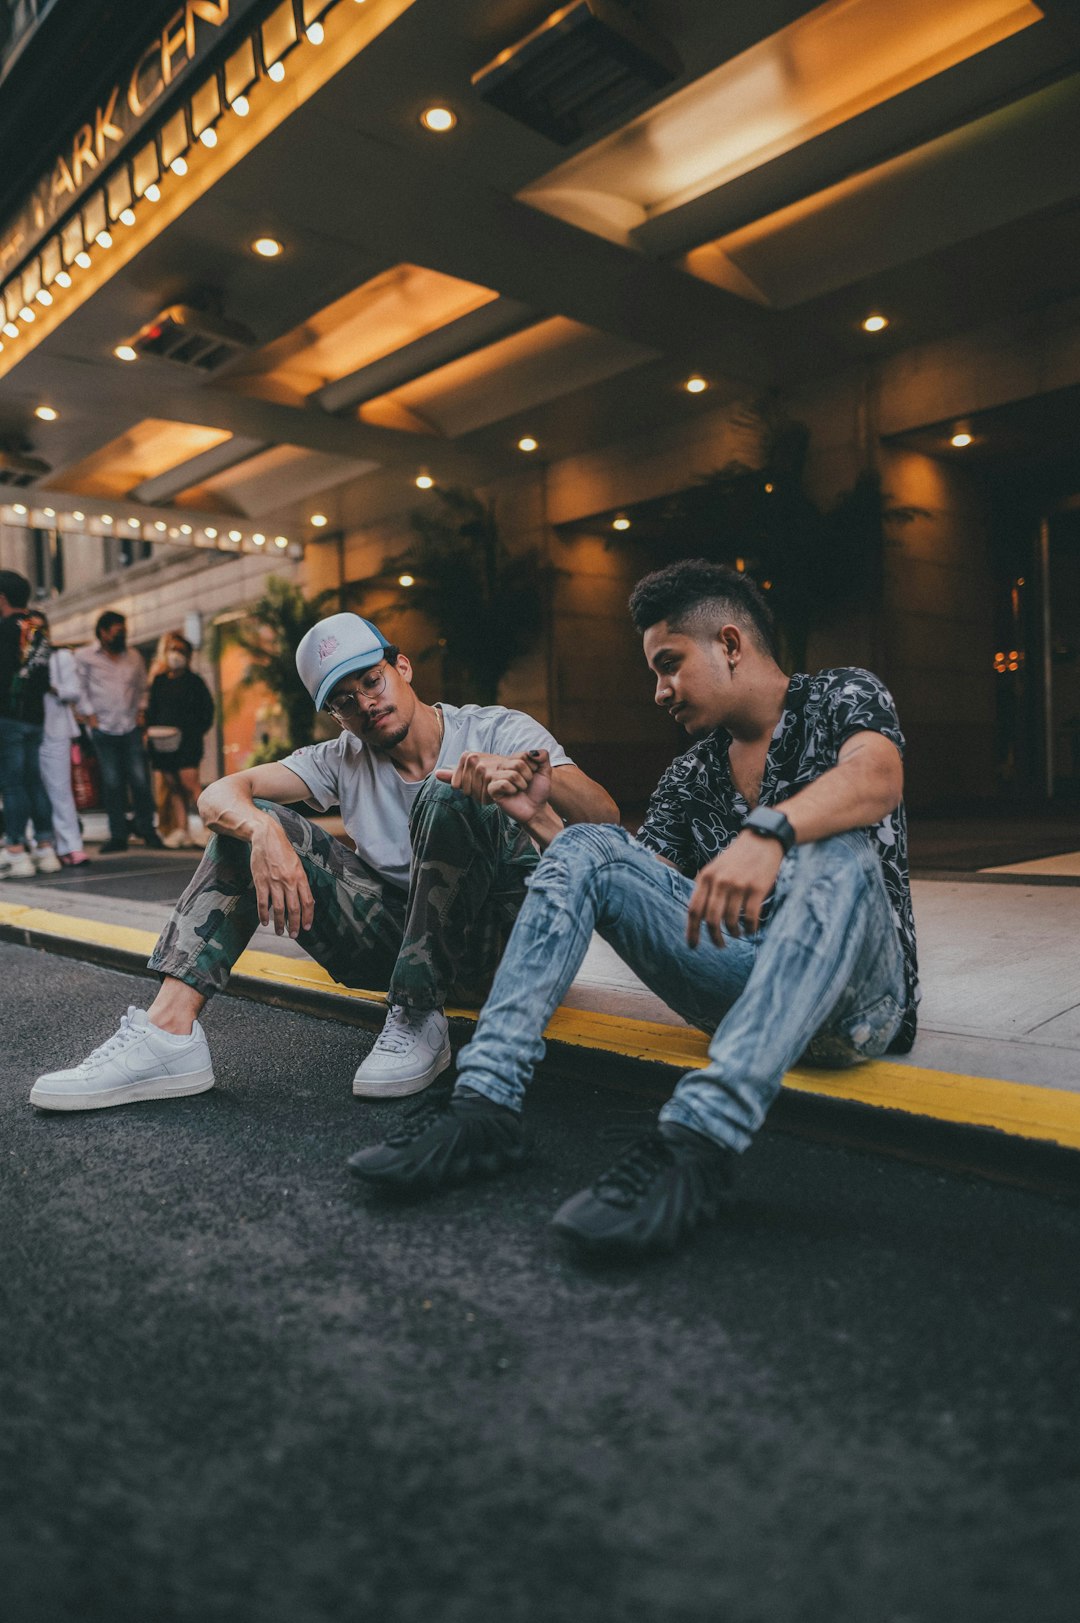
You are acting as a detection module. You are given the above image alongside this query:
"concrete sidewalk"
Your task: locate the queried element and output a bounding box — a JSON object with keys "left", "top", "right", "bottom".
{"left": 1, "top": 834, "right": 1078, "bottom": 1160}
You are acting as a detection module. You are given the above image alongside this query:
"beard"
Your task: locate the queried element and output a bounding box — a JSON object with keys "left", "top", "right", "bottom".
{"left": 361, "top": 706, "right": 410, "bottom": 753}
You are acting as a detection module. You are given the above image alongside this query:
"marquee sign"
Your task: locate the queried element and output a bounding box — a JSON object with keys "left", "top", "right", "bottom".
{"left": 0, "top": 0, "right": 266, "bottom": 273}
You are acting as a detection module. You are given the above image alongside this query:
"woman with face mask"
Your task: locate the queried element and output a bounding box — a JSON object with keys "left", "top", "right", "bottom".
{"left": 146, "top": 633, "right": 216, "bottom": 847}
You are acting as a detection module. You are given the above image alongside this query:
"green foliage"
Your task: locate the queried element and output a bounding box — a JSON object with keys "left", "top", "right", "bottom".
{"left": 230, "top": 576, "right": 336, "bottom": 751}
{"left": 384, "top": 487, "right": 547, "bottom": 704}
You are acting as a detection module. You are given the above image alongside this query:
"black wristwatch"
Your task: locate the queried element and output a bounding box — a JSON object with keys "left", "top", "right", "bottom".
{"left": 742, "top": 805, "right": 795, "bottom": 854}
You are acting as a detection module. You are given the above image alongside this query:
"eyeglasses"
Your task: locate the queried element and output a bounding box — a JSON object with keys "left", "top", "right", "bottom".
{"left": 325, "top": 654, "right": 397, "bottom": 719}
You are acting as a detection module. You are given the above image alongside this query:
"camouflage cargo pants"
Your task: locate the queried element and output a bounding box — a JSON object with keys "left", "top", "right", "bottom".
{"left": 148, "top": 778, "right": 540, "bottom": 1010}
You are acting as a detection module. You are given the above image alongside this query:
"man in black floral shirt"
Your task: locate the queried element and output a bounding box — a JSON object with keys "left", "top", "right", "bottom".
{"left": 351, "top": 560, "right": 919, "bottom": 1258}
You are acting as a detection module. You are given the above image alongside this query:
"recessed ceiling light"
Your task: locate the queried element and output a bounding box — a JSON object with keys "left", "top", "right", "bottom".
{"left": 228, "top": 529, "right": 242, "bottom": 541}
{"left": 179, "top": 524, "right": 192, "bottom": 535}
{"left": 415, "top": 473, "right": 434, "bottom": 489}
{"left": 34, "top": 405, "right": 58, "bottom": 421}
{"left": 862, "top": 314, "right": 889, "bottom": 333}
{"left": 170, "top": 157, "right": 188, "bottom": 176}
{"left": 101, "top": 514, "right": 113, "bottom": 524}
{"left": 398, "top": 574, "right": 415, "bottom": 587}
{"left": 612, "top": 515, "right": 631, "bottom": 531}
{"left": 199, "top": 127, "right": 218, "bottom": 148}
{"left": 267, "top": 60, "right": 286, "bottom": 83}
{"left": 55, "top": 270, "right": 72, "bottom": 288}
{"left": 252, "top": 532, "right": 266, "bottom": 545}
{"left": 204, "top": 527, "right": 218, "bottom": 539}
{"left": 119, "top": 207, "right": 137, "bottom": 227}
{"left": 305, "top": 22, "right": 325, "bottom": 45}
{"left": 252, "top": 236, "right": 283, "bottom": 258}
{"left": 274, "top": 535, "right": 288, "bottom": 548}
{"left": 517, "top": 436, "right": 538, "bottom": 453}
{"left": 127, "top": 518, "right": 140, "bottom": 529}
{"left": 310, "top": 513, "right": 328, "bottom": 528}
{"left": 144, "top": 183, "right": 161, "bottom": 202}
{"left": 420, "top": 106, "right": 456, "bottom": 133}
{"left": 684, "top": 375, "right": 708, "bottom": 394}
{"left": 154, "top": 521, "right": 167, "bottom": 531}
{"left": 12, "top": 504, "right": 27, "bottom": 515}
{"left": 114, "top": 344, "right": 137, "bottom": 362}
{"left": 74, "top": 251, "right": 92, "bottom": 269}
{"left": 43, "top": 507, "right": 55, "bottom": 517}
{"left": 72, "top": 511, "right": 84, "bottom": 522}
{"left": 950, "top": 432, "right": 973, "bottom": 448}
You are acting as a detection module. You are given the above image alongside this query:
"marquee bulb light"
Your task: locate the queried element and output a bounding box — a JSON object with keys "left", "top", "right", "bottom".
{"left": 950, "top": 432, "right": 973, "bottom": 448}
{"left": 170, "top": 157, "right": 188, "bottom": 176}
{"left": 34, "top": 404, "right": 58, "bottom": 421}
{"left": 252, "top": 532, "right": 266, "bottom": 545}
{"left": 36, "top": 288, "right": 53, "bottom": 306}
{"left": 96, "top": 231, "right": 113, "bottom": 249}
{"left": 305, "top": 23, "right": 324, "bottom": 45}
{"left": 310, "top": 513, "right": 328, "bottom": 527}
{"left": 398, "top": 574, "right": 415, "bottom": 587}
{"left": 862, "top": 314, "right": 889, "bottom": 333}
{"left": 231, "top": 95, "right": 249, "bottom": 116}
{"left": 267, "top": 60, "right": 286, "bottom": 82}
{"left": 114, "top": 344, "right": 137, "bottom": 362}
{"left": 101, "top": 514, "right": 113, "bottom": 524}
{"left": 274, "top": 535, "right": 288, "bottom": 548}
{"left": 74, "top": 251, "right": 92, "bottom": 269}
{"left": 517, "top": 436, "right": 538, "bottom": 453}
{"left": 180, "top": 524, "right": 192, "bottom": 535}
{"left": 119, "top": 208, "right": 136, "bottom": 226}
{"left": 684, "top": 375, "right": 708, "bottom": 393}
{"left": 144, "top": 183, "right": 161, "bottom": 202}
{"left": 13, "top": 504, "right": 27, "bottom": 514}
{"left": 72, "top": 511, "right": 84, "bottom": 522}
{"left": 43, "top": 508, "right": 55, "bottom": 517}
{"left": 252, "top": 237, "right": 283, "bottom": 258}
{"left": 127, "top": 518, "right": 140, "bottom": 529}
{"left": 420, "top": 106, "right": 456, "bottom": 133}
{"left": 2, "top": 322, "right": 18, "bottom": 338}
{"left": 199, "top": 127, "right": 218, "bottom": 148}
{"left": 55, "top": 270, "right": 72, "bottom": 288}
{"left": 154, "top": 521, "right": 167, "bottom": 532}
{"left": 204, "top": 528, "right": 218, "bottom": 539}
{"left": 415, "top": 473, "right": 434, "bottom": 489}
{"left": 612, "top": 515, "right": 631, "bottom": 531}
{"left": 20, "top": 306, "right": 35, "bottom": 322}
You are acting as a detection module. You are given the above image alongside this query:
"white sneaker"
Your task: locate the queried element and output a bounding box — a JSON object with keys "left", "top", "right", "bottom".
{"left": 161, "top": 828, "right": 189, "bottom": 848}
{"left": 352, "top": 1005, "right": 451, "bottom": 1098}
{"left": 30, "top": 1007, "right": 215, "bottom": 1112}
{"left": 32, "top": 846, "right": 62, "bottom": 874}
{"left": 0, "top": 849, "right": 35, "bottom": 879}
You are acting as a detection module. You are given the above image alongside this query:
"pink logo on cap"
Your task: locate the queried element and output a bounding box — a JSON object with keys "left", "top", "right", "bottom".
{"left": 317, "top": 636, "right": 339, "bottom": 662}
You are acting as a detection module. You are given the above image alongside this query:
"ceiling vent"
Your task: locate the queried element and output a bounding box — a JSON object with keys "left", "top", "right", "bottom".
{"left": 127, "top": 305, "right": 256, "bottom": 372}
{"left": 0, "top": 447, "right": 51, "bottom": 487}
{"left": 472, "top": 0, "right": 680, "bottom": 145}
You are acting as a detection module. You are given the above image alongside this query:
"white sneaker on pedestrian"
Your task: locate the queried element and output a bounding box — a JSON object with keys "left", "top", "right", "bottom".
{"left": 352, "top": 1005, "right": 452, "bottom": 1098}
{"left": 161, "top": 828, "right": 189, "bottom": 848}
{"left": 0, "top": 849, "right": 35, "bottom": 879}
{"left": 32, "top": 846, "right": 62, "bottom": 874}
{"left": 30, "top": 1007, "right": 215, "bottom": 1112}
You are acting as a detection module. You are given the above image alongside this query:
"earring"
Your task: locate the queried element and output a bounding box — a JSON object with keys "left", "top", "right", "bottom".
{"left": 728, "top": 660, "right": 736, "bottom": 676}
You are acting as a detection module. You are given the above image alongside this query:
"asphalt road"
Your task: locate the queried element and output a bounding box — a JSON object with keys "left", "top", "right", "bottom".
{"left": 3, "top": 941, "right": 1079, "bottom": 1623}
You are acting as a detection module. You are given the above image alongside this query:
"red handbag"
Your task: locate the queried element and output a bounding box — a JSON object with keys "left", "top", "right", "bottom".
{"left": 71, "top": 735, "right": 101, "bottom": 812}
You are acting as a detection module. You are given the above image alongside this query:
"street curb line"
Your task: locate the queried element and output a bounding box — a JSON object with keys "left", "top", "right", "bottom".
{"left": 2, "top": 900, "right": 1079, "bottom": 1166}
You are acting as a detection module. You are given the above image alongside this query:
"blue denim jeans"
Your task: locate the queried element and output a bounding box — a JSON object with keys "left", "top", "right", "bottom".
{"left": 0, "top": 716, "right": 54, "bottom": 846}
{"left": 92, "top": 727, "right": 156, "bottom": 843}
{"left": 454, "top": 825, "right": 906, "bottom": 1154}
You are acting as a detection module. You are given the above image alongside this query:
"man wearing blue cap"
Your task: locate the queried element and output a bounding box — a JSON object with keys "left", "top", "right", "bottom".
{"left": 30, "top": 613, "right": 617, "bottom": 1111}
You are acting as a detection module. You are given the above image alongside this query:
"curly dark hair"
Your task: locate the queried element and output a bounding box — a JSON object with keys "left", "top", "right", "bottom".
{"left": 628, "top": 559, "right": 779, "bottom": 660}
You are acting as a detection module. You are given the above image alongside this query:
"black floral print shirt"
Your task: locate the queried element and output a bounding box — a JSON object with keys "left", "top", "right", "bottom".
{"left": 637, "top": 668, "right": 919, "bottom": 1052}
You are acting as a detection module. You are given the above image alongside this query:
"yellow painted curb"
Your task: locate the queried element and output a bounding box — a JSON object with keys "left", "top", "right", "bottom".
{"left": 2, "top": 900, "right": 1079, "bottom": 1153}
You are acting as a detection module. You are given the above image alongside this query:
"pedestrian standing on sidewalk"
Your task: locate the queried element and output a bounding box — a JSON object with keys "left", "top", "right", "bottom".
{"left": 76, "top": 611, "right": 162, "bottom": 853}
{"left": 350, "top": 560, "right": 920, "bottom": 1259}
{"left": 0, "top": 571, "right": 61, "bottom": 879}
{"left": 146, "top": 632, "right": 215, "bottom": 848}
{"left": 25, "top": 609, "right": 90, "bottom": 867}
{"left": 30, "top": 612, "right": 618, "bottom": 1112}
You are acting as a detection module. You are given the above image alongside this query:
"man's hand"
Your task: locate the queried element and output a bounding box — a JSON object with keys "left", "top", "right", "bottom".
{"left": 686, "top": 830, "right": 785, "bottom": 949}
{"left": 435, "top": 750, "right": 548, "bottom": 816}
{"left": 249, "top": 816, "right": 315, "bottom": 938}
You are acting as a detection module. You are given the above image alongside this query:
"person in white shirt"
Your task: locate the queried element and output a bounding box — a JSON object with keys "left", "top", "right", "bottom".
{"left": 76, "top": 611, "right": 161, "bottom": 853}
{"left": 26, "top": 610, "right": 89, "bottom": 866}
{"left": 31, "top": 613, "right": 618, "bottom": 1112}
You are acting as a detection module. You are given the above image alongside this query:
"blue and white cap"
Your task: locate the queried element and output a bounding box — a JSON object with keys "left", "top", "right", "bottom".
{"left": 296, "top": 612, "right": 391, "bottom": 711}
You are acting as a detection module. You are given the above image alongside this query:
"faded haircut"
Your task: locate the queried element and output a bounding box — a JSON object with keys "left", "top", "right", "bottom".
{"left": 628, "top": 558, "right": 779, "bottom": 661}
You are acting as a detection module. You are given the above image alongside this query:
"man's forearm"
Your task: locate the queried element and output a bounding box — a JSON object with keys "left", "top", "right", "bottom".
{"left": 548, "top": 774, "right": 619, "bottom": 827}
{"left": 779, "top": 749, "right": 901, "bottom": 846}
{"left": 197, "top": 777, "right": 273, "bottom": 841}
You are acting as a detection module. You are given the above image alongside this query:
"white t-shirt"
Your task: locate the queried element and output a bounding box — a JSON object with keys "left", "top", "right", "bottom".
{"left": 279, "top": 703, "right": 573, "bottom": 891}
